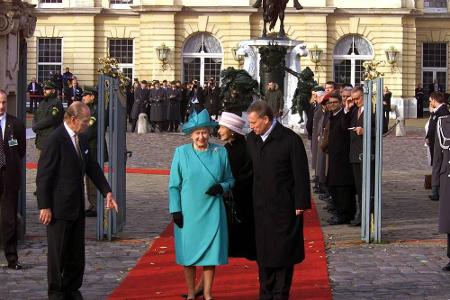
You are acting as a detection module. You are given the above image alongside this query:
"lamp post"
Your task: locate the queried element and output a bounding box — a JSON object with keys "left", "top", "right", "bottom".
{"left": 309, "top": 45, "right": 323, "bottom": 72}
{"left": 231, "top": 45, "right": 244, "bottom": 68}
{"left": 385, "top": 47, "right": 399, "bottom": 72}
{"left": 156, "top": 43, "right": 171, "bottom": 71}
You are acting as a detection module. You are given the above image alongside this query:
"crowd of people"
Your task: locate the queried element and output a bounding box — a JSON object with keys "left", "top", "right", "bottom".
{"left": 11, "top": 67, "right": 450, "bottom": 299}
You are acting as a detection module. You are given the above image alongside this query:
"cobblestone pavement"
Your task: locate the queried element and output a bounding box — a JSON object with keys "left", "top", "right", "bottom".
{"left": 2, "top": 119, "right": 450, "bottom": 299}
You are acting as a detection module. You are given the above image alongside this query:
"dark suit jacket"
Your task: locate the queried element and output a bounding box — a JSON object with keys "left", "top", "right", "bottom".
{"left": 27, "top": 82, "right": 43, "bottom": 95}
{"left": 36, "top": 125, "right": 111, "bottom": 220}
{"left": 427, "top": 104, "right": 450, "bottom": 165}
{"left": 3, "top": 114, "right": 26, "bottom": 191}
{"left": 327, "top": 110, "right": 354, "bottom": 186}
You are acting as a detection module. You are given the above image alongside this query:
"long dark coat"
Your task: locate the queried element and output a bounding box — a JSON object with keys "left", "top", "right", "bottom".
{"left": 149, "top": 88, "right": 167, "bottom": 122}
{"left": 311, "top": 105, "right": 323, "bottom": 170}
{"left": 432, "top": 116, "right": 450, "bottom": 233}
{"left": 247, "top": 122, "right": 311, "bottom": 267}
{"left": 130, "top": 87, "right": 149, "bottom": 120}
{"left": 427, "top": 104, "right": 450, "bottom": 165}
{"left": 224, "top": 135, "right": 256, "bottom": 260}
{"left": 166, "top": 88, "right": 182, "bottom": 121}
{"left": 204, "top": 86, "right": 221, "bottom": 116}
{"left": 327, "top": 109, "right": 354, "bottom": 186}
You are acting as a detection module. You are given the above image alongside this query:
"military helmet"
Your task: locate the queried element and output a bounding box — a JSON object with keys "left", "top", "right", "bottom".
{"left": 43, "top": 80, "right": 57, "bottom": 90}
{"left": 82, "top": 86, "right": 97, "bottom": 97}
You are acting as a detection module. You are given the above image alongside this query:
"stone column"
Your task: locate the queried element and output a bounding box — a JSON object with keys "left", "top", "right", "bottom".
{"left": 0, "top": 0, "right": 36, "bottom": 113}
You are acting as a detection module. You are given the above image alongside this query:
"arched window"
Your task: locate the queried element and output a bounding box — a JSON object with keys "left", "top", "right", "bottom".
{"left": 182, "top": 33, "right": 223, "bottom": 86}
{"left": 333, "top": 35, "right": 374, "bottom": 86}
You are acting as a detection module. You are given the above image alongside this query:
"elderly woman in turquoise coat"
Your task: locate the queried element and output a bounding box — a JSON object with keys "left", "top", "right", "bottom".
{"left": 169, "top": 109, "right": 235, "bottom": 300}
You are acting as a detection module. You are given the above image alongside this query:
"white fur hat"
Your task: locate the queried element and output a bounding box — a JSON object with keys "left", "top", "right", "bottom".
{"left": 219, "top": 112, "right": 246, "bottom": 135}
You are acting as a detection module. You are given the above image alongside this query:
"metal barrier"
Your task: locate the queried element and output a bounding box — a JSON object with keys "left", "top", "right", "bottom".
{"left": 361, "top": 78, "right": 384, "bottom": 243}
{"left": 97, "top": 75, "right": 128, "bottom": 241}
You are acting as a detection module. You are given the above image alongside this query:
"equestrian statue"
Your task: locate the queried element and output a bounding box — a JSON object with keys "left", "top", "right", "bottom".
{"left": 253, "top": 0, "right": 303, "bottom": 38}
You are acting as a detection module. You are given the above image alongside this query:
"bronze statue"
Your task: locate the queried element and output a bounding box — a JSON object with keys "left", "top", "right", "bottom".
{"left": 285, "top": 66, "right": 317, "bottom": 123}
{"left": 253, "top": 0, "right": 303, "bottom": 38}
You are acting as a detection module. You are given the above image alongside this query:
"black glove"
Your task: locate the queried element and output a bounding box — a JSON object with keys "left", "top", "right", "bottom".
{"left": 172, "top": 212, "right": 183, "bottom": 228}
{"left": 205, "top": 184, "right": 223, "bottom": 196}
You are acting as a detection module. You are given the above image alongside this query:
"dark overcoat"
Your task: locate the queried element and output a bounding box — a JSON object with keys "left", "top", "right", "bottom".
{"left": 149, "top": 88, "right": 167, "bottom": 122}
{"left": 427, "top": 104, "right": 450, "bottom": 165}
{"left": 204, "top": 86, "right": 221, "bottom": 116}
{"left": 432, "top": 116, "right": 450, "bottom": 233}
{"left": 130, "top": 87, "right": 149, "bottom": 120}
{"left": 247, "top": 122, "right": 311, "bottom": 267}
{"left": 327, "top": 110, "right": 354, "bottom": 186}
{"left": 166, "top": 88, "right": 182, "bottom": 121}
{"left": 224, "top": 135, "right": 256, "bottom": 260}
{"left": 310, "top": 105, "right": 323, "bottom": 170}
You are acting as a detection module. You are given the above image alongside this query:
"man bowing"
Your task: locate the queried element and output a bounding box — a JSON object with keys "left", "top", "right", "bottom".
{"left": 37, "top": 101, "right": 118, "bottom": 300}
{"left": 246, "top": 101, "right": 311, "bottom": 300}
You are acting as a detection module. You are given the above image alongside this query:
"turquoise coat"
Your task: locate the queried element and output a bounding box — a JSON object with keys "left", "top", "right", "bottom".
{"left": 169, "top": 143, "right": 235, "bottom": 266}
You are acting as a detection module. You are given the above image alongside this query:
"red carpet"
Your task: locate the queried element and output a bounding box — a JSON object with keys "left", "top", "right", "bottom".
{"left": 109, "top": 201, "right": 331, "bottom": 300}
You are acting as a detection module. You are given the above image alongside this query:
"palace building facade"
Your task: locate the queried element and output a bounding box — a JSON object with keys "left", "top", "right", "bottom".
{"left": 24, "top": 0, "right": 450, "bottom": 117}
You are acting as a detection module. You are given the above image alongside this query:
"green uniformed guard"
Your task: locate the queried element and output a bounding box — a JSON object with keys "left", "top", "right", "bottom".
{"left": 82, "top": 86, "right": 108, "bottom": 217}
{"left": 32, "top": 81, "right": 64, "bottom": 152}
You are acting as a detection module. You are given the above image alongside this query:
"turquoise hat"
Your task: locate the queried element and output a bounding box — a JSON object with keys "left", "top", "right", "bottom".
{"left": 182, "top": 109, "right": 218, "bottom": 134}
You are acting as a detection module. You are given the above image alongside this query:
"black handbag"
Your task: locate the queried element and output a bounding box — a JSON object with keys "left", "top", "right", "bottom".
{"left": 223, "top": 191, "right": 242, "bottom": 225}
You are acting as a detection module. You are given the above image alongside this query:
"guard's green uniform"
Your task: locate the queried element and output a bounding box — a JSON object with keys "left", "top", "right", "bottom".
{"left": 32, "top": 91, "right": 64, "bottom": 150}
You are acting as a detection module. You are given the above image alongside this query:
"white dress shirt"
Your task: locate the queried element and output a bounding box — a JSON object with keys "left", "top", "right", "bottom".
{"left": 261, "top": 119, "right": 277, "bottom": 142}
{"left": 64, "top": 122, "right": 78, "bottom": 153}
{"left": 0, "top": 114, "right": 6, "bottom": 138}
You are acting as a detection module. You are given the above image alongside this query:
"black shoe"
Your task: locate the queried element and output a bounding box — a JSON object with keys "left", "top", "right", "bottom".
{"left": 442, "top": 261, "right": 450, "bottom": 271}
{"left": 350, "top": 218, "right": 361, "bottom": 226}
{"left": 319, "top": 193, "right": 331, "bottom": 200}
{"left": 7, "top": 262, "right": 22, "bottom": 270}
{"left": 85, "top": 209, "right": 97, "bottom": 217}
{"left": 429, "top": 194, "right": 439, "bottom": 201}
{"left": 327, "top": 216, "right": 350, "bottom": 225}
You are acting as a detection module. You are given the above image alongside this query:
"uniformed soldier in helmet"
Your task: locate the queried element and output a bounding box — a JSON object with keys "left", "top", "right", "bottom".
{"left": 32, "top": 80, "right": 64, "bottom": 152}
{"left": 82, "top": 86, "right": 108, "bottom": 217}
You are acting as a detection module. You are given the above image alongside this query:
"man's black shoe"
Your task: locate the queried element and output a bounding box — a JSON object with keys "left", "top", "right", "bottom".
{"left": 429, "top": 194, "right": 439, "bottom": 201}
{"left": 442, "top": 261, "right": 450, "bottom": 271}
{"left": 327, "top": 216, "right": 350, "bottom": 225}
{"left": 7, "top": 262, "right": 22, "bottom": 270}
{"left": 85, "top": 209, "right": 97, "bottom": 217}
{"left": 349, "top": 218, "right": 361, "bottom": 226}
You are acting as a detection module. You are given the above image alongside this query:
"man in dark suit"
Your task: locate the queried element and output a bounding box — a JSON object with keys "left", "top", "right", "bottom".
{"left": 426, "top": 92, "right": 450, "bottom": 201}
{"left": 27, "top": 77, "right": 43, "bottom": 112}
{"left": 246, "top": 100, "right": 311, "bottom": 300}
{"left": 326, "top": 92, "right": 355, "bottom": 225}
{"left": 37, "top": 101, "right": 118, "bottom": 300}
{"left": 0, "top": 89, "right": 26, "bottom": 270}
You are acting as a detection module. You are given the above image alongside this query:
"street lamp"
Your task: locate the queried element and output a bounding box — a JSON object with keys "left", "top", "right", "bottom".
{"left": 309, "top": 45, "right": 323, "bottom": 72}
{"left": 231, "top": 45, "right": 245, "bottom": 68}
{"left": 156, "top": 43, "right": 171, "bottom": 71}
{"left": 385, "top": 47, "right": 399, "bottom": 72}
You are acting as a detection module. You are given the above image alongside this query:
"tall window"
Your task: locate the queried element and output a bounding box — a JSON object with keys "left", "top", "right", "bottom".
{"left": 39, "top": 0, "right": 63, "bottom": 8}
{"left": 333, "top": 35, "right": 373, "bottom": 86}
{"left": 109, "top": 39, "right": 134, "bottom": 80}
{"left": 424, "top": 0, "right": 447, "bottom": 13}
{"left": 422, "top": 43, "right": 448, "bottom": 96}
{"left": 37, "top": 38, "right": 62, "bottom": 83}
{"left": 182, "top": 33, "right": 223, "bottom": 85}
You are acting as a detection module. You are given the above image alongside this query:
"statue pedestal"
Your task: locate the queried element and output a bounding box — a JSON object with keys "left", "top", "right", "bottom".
{"left": 237, "top": 38, "right": 308, "bottom": 132}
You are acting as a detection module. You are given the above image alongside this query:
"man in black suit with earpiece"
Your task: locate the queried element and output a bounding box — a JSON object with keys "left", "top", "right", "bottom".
{"left": 37, "top": 101, "right": 118, "bottom": 300}
{"left": 0, "top": 89, "right": 26, "bottom": 270}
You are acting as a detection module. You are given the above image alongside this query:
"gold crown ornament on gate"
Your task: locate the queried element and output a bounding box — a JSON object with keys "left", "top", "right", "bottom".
{"left": 97, "top": 57, "right": 131, "bottom": 91}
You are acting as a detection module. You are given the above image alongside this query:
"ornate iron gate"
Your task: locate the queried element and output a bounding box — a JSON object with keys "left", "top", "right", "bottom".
{"left": 361, "top": 78, "right": 384, "bottom": 243}
{"left": 97, "top": 75, "right": 127, "bottom": 241}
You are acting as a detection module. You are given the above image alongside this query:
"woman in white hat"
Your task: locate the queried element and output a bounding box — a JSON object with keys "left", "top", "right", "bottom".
{"left": 186, "top": 112, "right": 257, "bottom": 299}
{"left": 217, "top": 112, "right": 256, "bottom": 260}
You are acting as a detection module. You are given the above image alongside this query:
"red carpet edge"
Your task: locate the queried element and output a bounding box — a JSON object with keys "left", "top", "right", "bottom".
{"left": 108, "top": 200, "right": 332, "bottom": 300}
